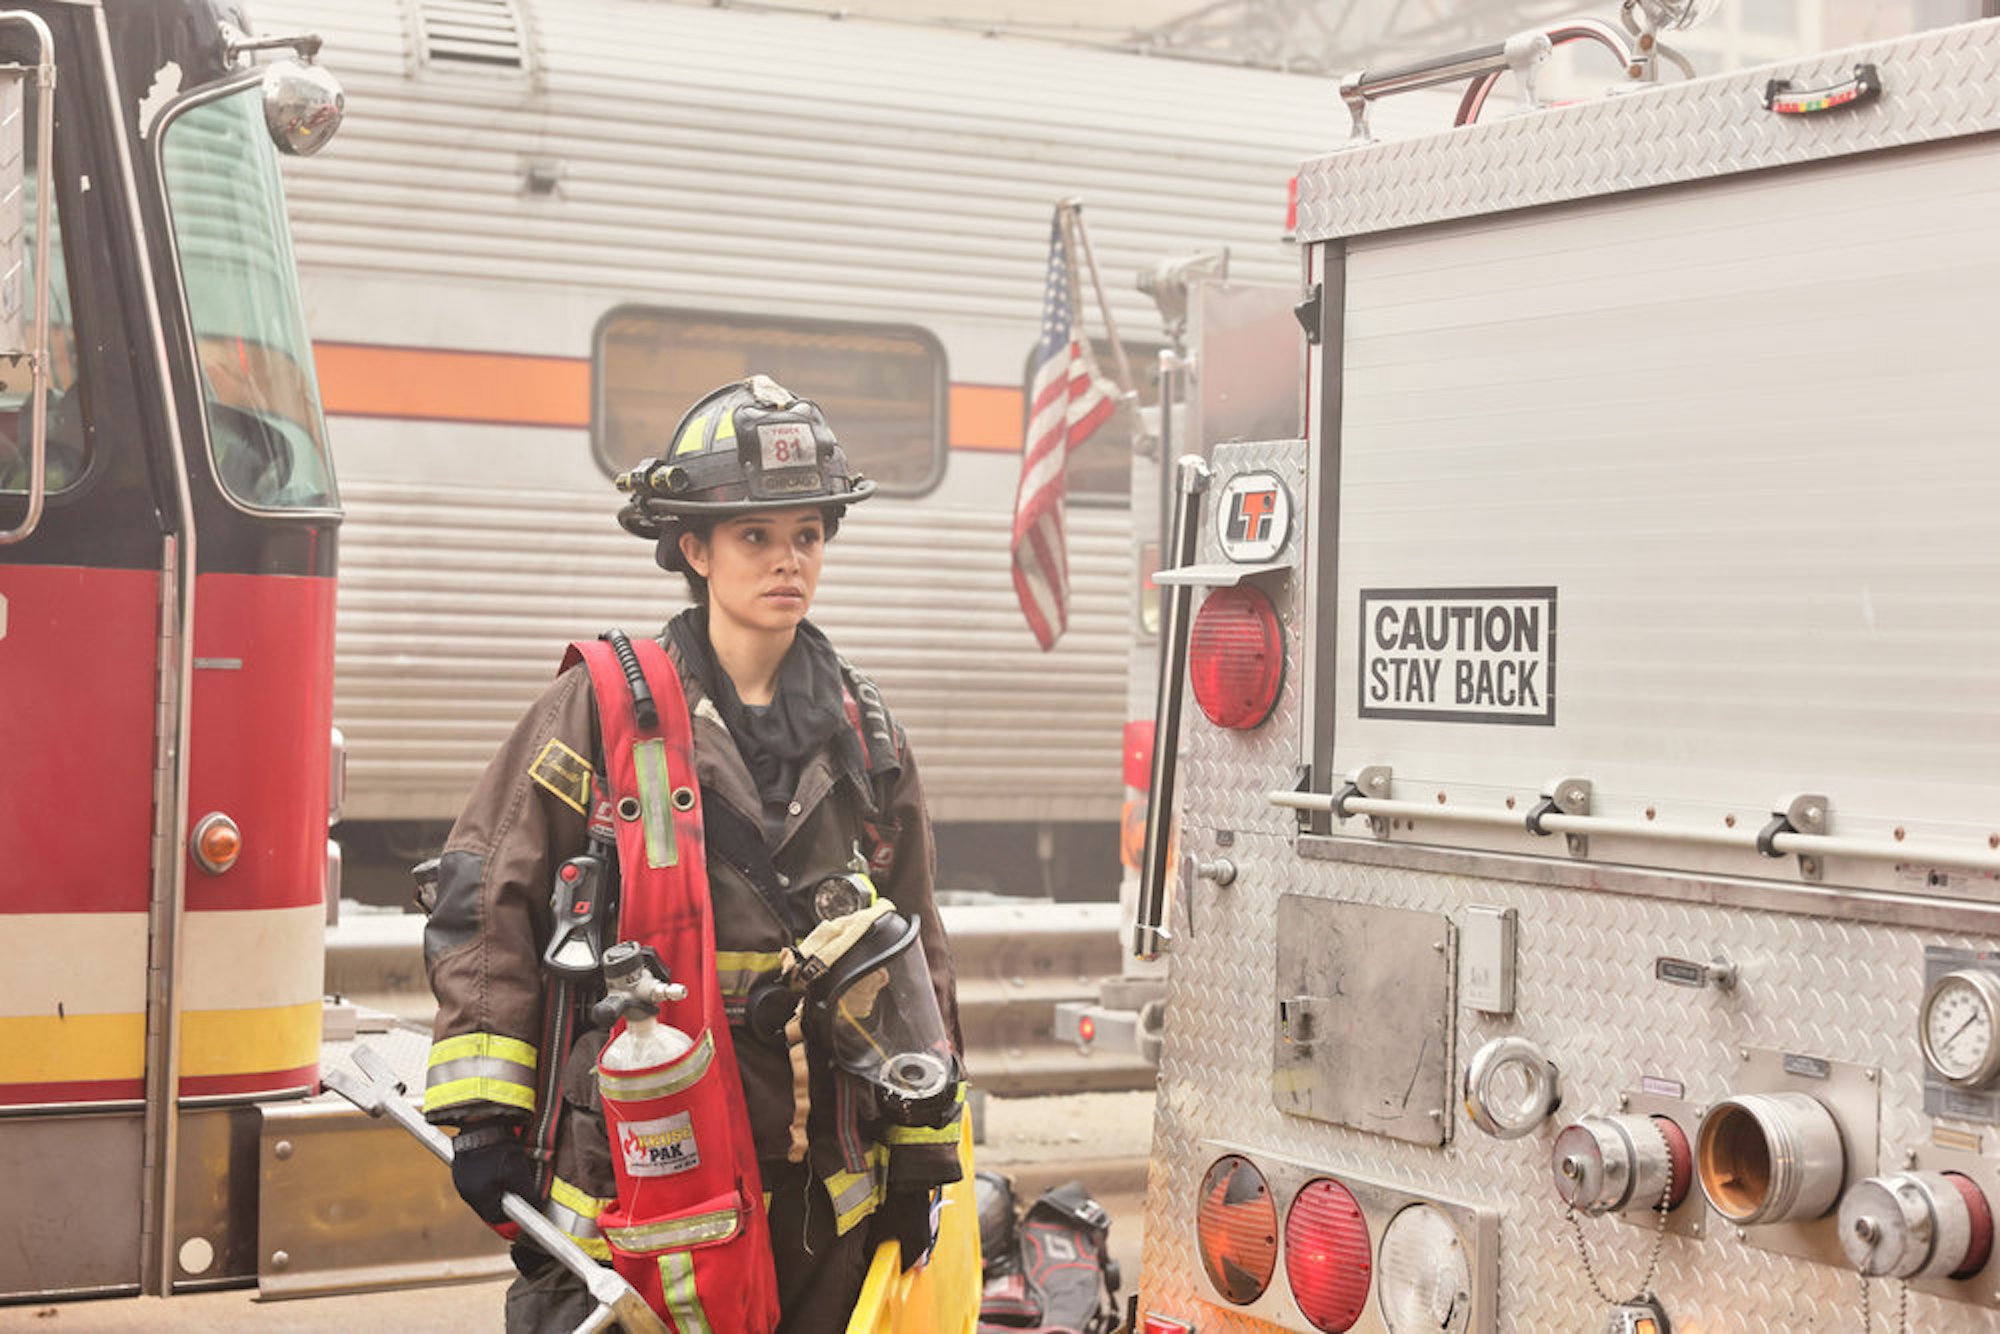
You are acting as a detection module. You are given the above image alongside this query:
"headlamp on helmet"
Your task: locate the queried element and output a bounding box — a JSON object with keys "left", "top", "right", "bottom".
{"left": 615, "top": 375, "right": 876, "bottom": 541}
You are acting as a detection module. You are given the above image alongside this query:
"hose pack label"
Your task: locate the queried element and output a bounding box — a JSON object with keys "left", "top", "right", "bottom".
{"left": 1358, "top": 587, "right": 1557, "bottom": 726}
{"left": 618, "top": 1110, "right": 701, "bottom": 1177}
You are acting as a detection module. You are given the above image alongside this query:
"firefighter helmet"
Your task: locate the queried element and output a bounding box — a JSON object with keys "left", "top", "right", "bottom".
{"left": 616, "top": 375, "right": 875, "bottom": 543}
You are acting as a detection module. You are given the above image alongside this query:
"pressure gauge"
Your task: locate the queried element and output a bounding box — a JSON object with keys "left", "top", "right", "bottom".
{"left": 1919, "top": 969, "right": 2000, "bottom": 1088}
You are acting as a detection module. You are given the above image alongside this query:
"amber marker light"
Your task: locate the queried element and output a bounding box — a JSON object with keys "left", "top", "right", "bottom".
{"left": 191, "top": 812, "right": 243, "bottom": 874}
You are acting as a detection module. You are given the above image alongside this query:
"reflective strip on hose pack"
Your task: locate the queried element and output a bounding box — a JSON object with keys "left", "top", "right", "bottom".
{"left": 633, "top": 737, "right": 678, "bottom": 868}
{"left": 598, "top": 1028, "right": 715, "bottom": 1104}
{"left": 603, "top": 1202, "right": 742, "bottom": 1252}
{"left": 660, "top": 1249, "right": 715, "bottom": 1334}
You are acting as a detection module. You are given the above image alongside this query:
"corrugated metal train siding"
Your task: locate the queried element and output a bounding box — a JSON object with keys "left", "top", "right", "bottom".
{"left": 262, "top": 0, "right": 1352, "bottom": 333}
{"left": 334, "top": 479, "right": 1129, "bottom": 823}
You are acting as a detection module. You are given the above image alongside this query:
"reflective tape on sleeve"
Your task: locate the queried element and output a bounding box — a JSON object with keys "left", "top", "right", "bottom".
{"left": 423, "top": 1032, "right": 539, "bottom": 1114}
{"left": 544, "top": 1176, "right": 614, "bottom": 1261}
{"left": 883, "top": 1084, "right": 965, "bottom": 1144}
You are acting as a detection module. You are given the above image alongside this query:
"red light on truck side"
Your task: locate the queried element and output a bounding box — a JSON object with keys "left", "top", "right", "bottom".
{"left": 1285, "top": 1178, "right": 1371, "bottom": 1332}
{"left": 1123, "top": 720, "right": 1155, "bottom": 790}
{"left": 1189, "top": 585, "right": 1284, "bottom": 730}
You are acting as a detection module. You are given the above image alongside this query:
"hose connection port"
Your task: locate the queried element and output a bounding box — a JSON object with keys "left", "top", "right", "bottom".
{"left": 1696, "top": 1091, "right": 1846, "bottom": 1225}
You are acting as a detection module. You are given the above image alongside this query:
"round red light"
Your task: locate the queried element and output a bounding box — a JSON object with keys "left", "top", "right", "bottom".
{"left": 1078, "top": 1015, "right": 1097, "bottom": 1044}
{"left": 1188, "top": 585, "right": 1283, "bottom": 730}
{"left": 1196, "top": 1155, "right": 1278, "bottom": 1305}
{"left": 1285, "top": 1178, "right": 1371, "bottom": 1332}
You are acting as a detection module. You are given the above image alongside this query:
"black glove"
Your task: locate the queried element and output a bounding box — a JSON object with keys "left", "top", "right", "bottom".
{"left": 450, "top": 1122, "right": 535, "bottom": 1225}
{"left": 869, "top": 1188, "right": 938, "bottom": 1272}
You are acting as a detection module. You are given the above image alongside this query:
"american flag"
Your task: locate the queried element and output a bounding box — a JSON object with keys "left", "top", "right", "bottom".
{"left": 1011, "top": 209, "right": 1118, "bottom": 650}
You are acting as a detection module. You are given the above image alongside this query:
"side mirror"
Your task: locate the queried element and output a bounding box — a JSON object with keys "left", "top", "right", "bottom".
{"left": 261, "top": 57, "right": 343, "bottom": 157}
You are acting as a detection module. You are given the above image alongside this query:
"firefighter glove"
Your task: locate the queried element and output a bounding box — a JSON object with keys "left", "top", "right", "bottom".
{"left": 450, "top": 1122, "right": 534, "bottom": 1225}
{"left": 869, "top": 1187, "right": 939, "bottom": 1272}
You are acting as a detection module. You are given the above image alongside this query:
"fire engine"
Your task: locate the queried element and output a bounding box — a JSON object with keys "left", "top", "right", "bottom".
{"left": 1132, "top": 9, "right": 2000, "bottom": 1333}
{"left": 0, "top": 1, "right": 488, "bottom": 1306}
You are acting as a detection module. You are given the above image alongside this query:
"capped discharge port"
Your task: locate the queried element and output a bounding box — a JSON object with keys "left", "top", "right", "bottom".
{"left": 1696, "top": 1091, "right": 1846, "bottom": 1225}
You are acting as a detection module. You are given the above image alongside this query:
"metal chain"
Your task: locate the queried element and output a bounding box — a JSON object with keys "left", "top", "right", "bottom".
{"left": 1566, "top": 1117, "right": 1676, "bottom": 1306}
{"left": 1858, "top": 1270, "right": 1911, "bottom": 1334}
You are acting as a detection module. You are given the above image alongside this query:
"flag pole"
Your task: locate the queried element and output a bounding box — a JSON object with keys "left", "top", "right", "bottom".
{"left": 1059, "top": 198, "right": 1135, "bottom": 395}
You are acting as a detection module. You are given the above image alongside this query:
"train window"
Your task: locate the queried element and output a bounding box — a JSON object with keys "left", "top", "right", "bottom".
{"left": 593, "top": 309, "right": 945, "bottom": 496}
{"left": 1019, "top": 336, "right": 1161, "bottom": 501}
{"left": 0, "top": 102, "right": 87, "bottom": 496}
{"left": 159, "top": 84, "right": 337, "bottom": 511}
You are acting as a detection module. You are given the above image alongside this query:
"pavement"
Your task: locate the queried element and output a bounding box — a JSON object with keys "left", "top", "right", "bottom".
{"left": 0, "top": 1089, "right": 1155, "bottom": 1332}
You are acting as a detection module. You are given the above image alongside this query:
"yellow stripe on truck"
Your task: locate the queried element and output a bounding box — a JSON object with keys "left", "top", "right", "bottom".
{"left": 0, "top": 1000, "right": 323, "bottom": 1083}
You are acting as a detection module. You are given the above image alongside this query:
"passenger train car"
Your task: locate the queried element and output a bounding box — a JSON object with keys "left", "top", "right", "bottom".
{"left": 255, "top": 0, "right": 1395, "bottom": 896}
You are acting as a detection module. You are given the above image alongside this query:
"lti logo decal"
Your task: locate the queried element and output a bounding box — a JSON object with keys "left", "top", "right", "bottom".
{"left": 1217, "top": 471, "right": 1291, "bottom": 563}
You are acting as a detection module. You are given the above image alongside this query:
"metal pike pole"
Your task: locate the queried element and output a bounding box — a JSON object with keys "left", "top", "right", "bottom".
{"left": 323, "top": 1044, "right": 668, "bottom": 1334}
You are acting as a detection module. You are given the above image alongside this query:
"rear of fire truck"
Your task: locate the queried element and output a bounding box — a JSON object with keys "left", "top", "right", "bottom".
{"left": 1134, "top": 12, "right": 2000, "bottom": 1333}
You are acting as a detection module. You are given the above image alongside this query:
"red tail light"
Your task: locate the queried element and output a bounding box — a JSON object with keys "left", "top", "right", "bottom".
{"left": 1189, "top": 585, "right": 1284, "bottom": 729}
{"left": 1285, "top": 1178, "right": 1372, "bottom": 1332}
{"left": 1123, "top": 720, "right": 1156, "bottom": 790}
{"left": 1196, "top": 1155, "right": 1278, "bottom": 1304}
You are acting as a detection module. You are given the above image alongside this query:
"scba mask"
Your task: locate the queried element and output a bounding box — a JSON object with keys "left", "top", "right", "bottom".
{"left": 792, "top": 899, "right": 959, "bottom": 1126}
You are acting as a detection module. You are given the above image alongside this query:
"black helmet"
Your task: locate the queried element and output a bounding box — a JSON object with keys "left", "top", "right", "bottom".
{"left": 616, "top": 375, "right": 875, "bottom": 543}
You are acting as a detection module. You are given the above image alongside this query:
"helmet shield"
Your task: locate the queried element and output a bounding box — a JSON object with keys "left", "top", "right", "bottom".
{"left": 616, "top": 375, "right": 876, "bottom": 537}
{"left": 803, "top": 908, "right": 957, "bottom": 1124}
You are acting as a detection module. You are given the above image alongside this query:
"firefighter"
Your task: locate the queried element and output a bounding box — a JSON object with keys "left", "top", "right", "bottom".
{"left": 422, "top": 375, "right": 966, "bottom": 1332}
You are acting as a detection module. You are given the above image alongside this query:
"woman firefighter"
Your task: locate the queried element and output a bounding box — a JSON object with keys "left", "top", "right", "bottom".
{"left": 420, "top": 375, "right": 967, "bottom": 1332}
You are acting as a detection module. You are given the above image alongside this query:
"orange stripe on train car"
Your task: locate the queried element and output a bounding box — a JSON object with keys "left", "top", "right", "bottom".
{"left": 315, "top": 343, "right": 1027, "bottom": 451}
{"left": 314, "top": 342, "right": 591, "bottom": 429}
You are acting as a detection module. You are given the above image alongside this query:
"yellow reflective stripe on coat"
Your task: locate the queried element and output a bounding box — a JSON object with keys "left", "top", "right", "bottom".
{"left": 423, "top": 1032, "right": 538, "bottom": 1114}
{"left": 825, "top": 1145, "right": 889, "bottom": 1237}
{"left": 660, "top": 1250, "right": 714, "bottom": 1334}
{"left": 543, "top": 1176, "right": 613, "bottom": 1261}
{"left": 596, "top": 1028, "right": 714, "bottom": 1103}
{"left": 714, "top": 949, "right": 784, "bottom": 1002}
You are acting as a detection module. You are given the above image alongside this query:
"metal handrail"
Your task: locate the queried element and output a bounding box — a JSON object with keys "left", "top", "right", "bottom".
{"left": 1338, "top": 18, "right": 1638, "bottom": 141}
{"left": 1269, "top": 786, "right": 2000, "bottom": 876}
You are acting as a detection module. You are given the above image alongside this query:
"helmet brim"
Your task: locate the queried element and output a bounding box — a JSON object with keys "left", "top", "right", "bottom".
{"left": 634, "top": 476, "right": 876, "bottom": 519}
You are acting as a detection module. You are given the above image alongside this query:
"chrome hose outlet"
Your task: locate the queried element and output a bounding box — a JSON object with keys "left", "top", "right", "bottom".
{"left": 1552, "top": 1113, "right": 1692, "bottom": 1215}
{"left": 1696, "top": 1091, "right": 1846, "bottom": 1225}
{"left": 1838, "top": 1170, "right": 1993, "bottom": 1280}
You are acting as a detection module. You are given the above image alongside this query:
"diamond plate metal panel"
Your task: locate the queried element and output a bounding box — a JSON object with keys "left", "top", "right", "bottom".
{"left": 1296, "top": 20, "right": 2000, "bottom": 242}
{"left": 1138, "top": 445, "right": 2000, "bottom": 1328}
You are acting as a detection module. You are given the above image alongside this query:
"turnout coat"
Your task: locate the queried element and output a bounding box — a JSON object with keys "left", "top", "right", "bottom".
{"left": 421, "top": 632, "right": 964, "bottom": 1261}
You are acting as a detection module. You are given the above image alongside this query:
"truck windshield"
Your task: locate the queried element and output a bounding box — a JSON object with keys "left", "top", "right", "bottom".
{"left": 160, "top": 83, "right": 335, "bottom": 510}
